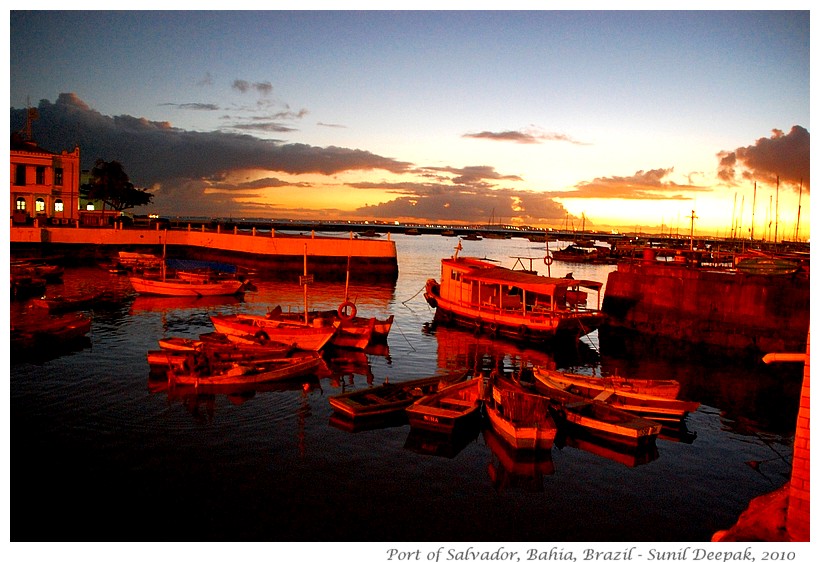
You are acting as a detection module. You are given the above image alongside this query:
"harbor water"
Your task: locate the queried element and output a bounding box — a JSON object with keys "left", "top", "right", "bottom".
{"left": 10, "top": 233, "right": 802, "bottom": 544}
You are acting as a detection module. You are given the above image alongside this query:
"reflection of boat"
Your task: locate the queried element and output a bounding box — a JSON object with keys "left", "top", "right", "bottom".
{"left": 328, "top": 374, "right": 464, "bottom": 420}
{"left": 406, "top": 376, "right": 486, "bottom": 434}
{"left": 483, "top": 428, "right": 554, "bottom": 492}
{"left": 533, "top": 367, "right": 698, "bottom": 422}
{"left": 130, "top": 294, "right": 244, "bottom": 314}
{"left": 423, "top": 244, "right": 604, "bottom": 344}
{"left": 533, "top": 367, "right": 681, "bottom": 399}
{"left": 210, "top": 313, "right": 338, "bottom": 351}
{"left": 404, "top": 425, "right": 479, "bottom": 459}
{"left": 167, "top": 353, "right": 324, "bottom": 387}
{"left": 555, "top": 431, "right": 659, "bottom": 468}
{"left": 328, "top": 411, "right": 408, "bottom": 433}
{"left": 486, "top": 375, "right": 557, "bottom": 451}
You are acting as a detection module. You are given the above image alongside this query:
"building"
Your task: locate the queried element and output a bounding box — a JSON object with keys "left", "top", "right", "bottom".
{"left": 10, "top": 132, "right": 81, "bottom": 226}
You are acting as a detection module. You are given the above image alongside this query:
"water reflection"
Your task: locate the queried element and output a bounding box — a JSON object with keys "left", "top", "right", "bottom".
{"left": 483, "top": 428, "right": 555, "bottom": 492}
{"left": 404, "top": 425, "right": 480, "bottom": 459}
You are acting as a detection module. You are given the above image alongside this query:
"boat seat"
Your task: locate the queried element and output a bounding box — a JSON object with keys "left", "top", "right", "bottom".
{"left": 439, "top": 398, "right": 475, "bottom": 408}
{"left": 593, "top": 389, "right": 614, "bottom": 401}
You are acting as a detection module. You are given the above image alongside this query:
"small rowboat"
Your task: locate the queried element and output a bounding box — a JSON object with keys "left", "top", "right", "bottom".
{"left": 406, "top": 376, "right": 486, "bottom": 434}
{"left": 328, "top": 373, "right": 466, "bottom": 420}
{"left": 486, "top": 376, "right": 558, "bottom": 451}
{"left": 533, "top": 367, "right": 699, "bottom": 423}
{"left": 167, "top": 353, "right": 324, "bottom": 387}
{"left": 533, "top": 367, "right": 681, "bottom": 399}
{"left": 210, "top": 313, "right": 338, "bottom": 351}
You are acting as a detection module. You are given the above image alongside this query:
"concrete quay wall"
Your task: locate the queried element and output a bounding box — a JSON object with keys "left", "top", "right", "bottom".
{"left": 9, "top": 225, "right": 398, "bottom": 282}
{"left": 601, "top": 261, "right": 810, "bottom": 358}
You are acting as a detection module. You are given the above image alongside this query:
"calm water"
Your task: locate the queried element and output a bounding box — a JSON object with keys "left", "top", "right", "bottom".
{"left": 10, "top": 234, "right": 802, "bottom": 544}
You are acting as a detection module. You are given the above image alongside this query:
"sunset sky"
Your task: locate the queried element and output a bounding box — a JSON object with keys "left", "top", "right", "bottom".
{"left": 8, "top": 8, "right": 811, "bottom": 239}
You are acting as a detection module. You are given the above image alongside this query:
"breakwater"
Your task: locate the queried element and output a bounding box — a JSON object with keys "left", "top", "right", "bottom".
{"left": 601, "top": 261, "right": 810, "bottom": 359}
{"left": 9, "top": 224, "right": 398, "bottom": 282}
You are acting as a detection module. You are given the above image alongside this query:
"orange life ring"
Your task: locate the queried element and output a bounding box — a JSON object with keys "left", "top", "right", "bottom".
{"left": 544, "top": 254, "right": 554, "bottom": 266}
{"left": 337, "top": 301, "right": 357, "bottom": 320}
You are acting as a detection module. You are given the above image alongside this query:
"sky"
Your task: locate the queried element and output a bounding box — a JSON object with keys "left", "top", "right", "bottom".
{"left": 8, "top": 6, "right": 812, "bottom": 239}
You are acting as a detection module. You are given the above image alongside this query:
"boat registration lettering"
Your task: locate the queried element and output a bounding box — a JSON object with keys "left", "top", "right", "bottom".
{"left": 423, "top": 414, "right": 440, "bottom": 423}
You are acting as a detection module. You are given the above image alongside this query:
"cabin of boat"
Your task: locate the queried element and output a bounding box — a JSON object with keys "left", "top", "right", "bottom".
{"left": 424, "top": 248, "right": 604, "bottom": 343}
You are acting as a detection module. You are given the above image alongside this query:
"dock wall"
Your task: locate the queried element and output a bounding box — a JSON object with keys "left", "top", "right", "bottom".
{"left": 9, "top": 225, "right": 398, "bottom": 282}
{"left": 601, "top": 262, "right": 810, "bottom": 358}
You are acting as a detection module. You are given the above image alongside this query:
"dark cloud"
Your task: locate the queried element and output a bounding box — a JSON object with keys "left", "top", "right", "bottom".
{"left": 232, "top": 79, "right": 273, "bottom": 96}
{"left": 161, "top": 102, "right": 220, "bottom": 111}
{"left": 10, "top": 94, "right": 412, "bottom": 186}
{"left": 317, "top": 122, "right": 347, "bottom": 129}
{"left": 463, "top": 128, "right": 587, "bottom": 145}
{"left": 230, "top": 122, "right": 298, "bottom": 133}
{"left": 717, "top": 126, "right": 810, "bottom": 192}
{"left": 545, "top": 168, "right": 712, "bottom": 200}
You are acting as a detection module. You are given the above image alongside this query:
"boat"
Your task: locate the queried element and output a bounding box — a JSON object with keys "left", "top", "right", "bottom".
{"left": 521, "top": 375, "right": 663, "bottom": 447}
{"left": 406, "top": 375, "right": 486, "bottom": 434}
{"left": 31, "top": 291, "right": 119, "bottom": 314}
{"left": 116, "top": 251, "right": 164, "bottom": 270}
{"left": 128, "top": 275, "right": 249, "bottom": 297}
{"left": 158, "top": 333, "right": 295, "bottom": 359}
{"left": 210, "top": 313, "right": 338, "bottom": 351}
{"left": 264, "top": 305, "right": 388, "bottom": 349}
{"left": 423, "top": 242, "right": 605, "bottom": 343}
{"left": 485, "top": 375, "right": 558, "bottom": 451}
{"left": 167, "top": 353, "right": 324, "bottom": 387}
{"left": 532, "top": 367, "right": 682, "bottom": 399}
{"left": 533, "top": 367, "right": 699, "bottom": 422}
{"left": 11, "top": 312, "right": 92, "bottom": 352}
{"left": 549, "top": 243, "right": 616, "bottom": 264}
{"left": 328, "top": 373, "right": 465, "bottom": 421}
{"left": 735, "top": 256, "right": 801, "bottom": 276}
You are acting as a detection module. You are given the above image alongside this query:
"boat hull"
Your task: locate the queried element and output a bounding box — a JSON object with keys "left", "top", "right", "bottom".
{"left": 168, "top": 355, "right": 323, "bottom": 387}
{"left": 129, "top": 276, "right": 246, "bottom": 297}
{"left": 210, "top": 314, "right": 337, "bottom": 351}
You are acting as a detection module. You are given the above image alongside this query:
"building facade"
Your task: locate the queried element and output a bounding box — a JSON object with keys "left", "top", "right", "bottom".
{"left": 10, "top": 133, "right": 81, "bottom": 226}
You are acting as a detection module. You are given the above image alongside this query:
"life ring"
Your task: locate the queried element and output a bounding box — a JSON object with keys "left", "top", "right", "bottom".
{"left": 544, "top": 254, "right": 554, "bottom": 266}
{"left": 337, "top": 301, "right": 358, "bottom": 320}
{"left": 254, "top": 330, "right": 270, "bottom": 341}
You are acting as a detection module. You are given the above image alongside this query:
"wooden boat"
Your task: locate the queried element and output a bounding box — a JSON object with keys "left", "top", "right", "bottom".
{"left": 423, "top": 243, "right": 605, "bottom": 343}
{"left": 266, "top": 302, "right": 394, "bottom": 345}
{"left": 128, "top": 275, "right": 248, "bottom": 297}
{"left": 532, "top": 367, "right": 681, "bottom": 399}
{"left": 116, "top": 251, "right": 163, "bottom": 270}
{"left": 31, "top": 291, "right": 119, "bottom": 314}
{"left": 735, "top": 256, "right": 801, "bottom": 276}
{"left": 524, "top": 376, "right": 663, "bottom": 447}
{"left": 210, "top": 313, "right": 338, "bottom": 351}
{"left": 486, "top": 375, "right": 558, "bottom": 451}
{"left": 533, "top": 367, "right": 699, "bottom": 422}
{"left": 328, "top": 374, "right": 465, "bottom": 420}
{"left": 167, "top": 353, "right": 324, "bottom": 387}
{"left": 406, "top": 375, "right": 486, "bottom": 434}
{"left": 159, "top": 333, "right": 294, "bottom": 358}
{"left": 11, "top": 312, "right": 92, "bottom": 350}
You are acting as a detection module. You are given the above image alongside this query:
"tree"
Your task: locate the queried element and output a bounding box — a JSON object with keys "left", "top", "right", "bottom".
{"left": 80, "top": 159, "right": 153, "bottom": 218}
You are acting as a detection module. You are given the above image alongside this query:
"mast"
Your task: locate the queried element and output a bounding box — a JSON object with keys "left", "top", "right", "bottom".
{"left": 751, "top": 182, "right": 757, "bottom": 241}
{"left": 303, "top": 243, "right": 309, "bottom": 325}
{"left": 689, "top": 210, "right": 697, "bottom": 251}
{"left": 774, "top": 176, "right": 780, "bottom": 244}
{"left": 795, "top": 179, "right": 803, "bottom": 241}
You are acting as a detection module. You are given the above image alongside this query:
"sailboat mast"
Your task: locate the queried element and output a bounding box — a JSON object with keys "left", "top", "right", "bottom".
{"left": 303, "top": 243, "right": 309, "bottom": 325}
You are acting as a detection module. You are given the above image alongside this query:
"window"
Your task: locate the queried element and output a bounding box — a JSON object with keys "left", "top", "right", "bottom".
{"left": 54, "top": 168, "right": 63, "bottom": 186}
{"left": 36, "top": 166, "right": 46, "bottom": 184}
{"left": 35, "top": 198, "right": 46, "bottom": 213}
{"left": 15, "top": 165, "right": 26, "bottom": 185}
{"left": 16, "top": 198, "right": 26, "bottom": 211}
{"left": 54, "top": 199, "right": 64, "bottom": 213}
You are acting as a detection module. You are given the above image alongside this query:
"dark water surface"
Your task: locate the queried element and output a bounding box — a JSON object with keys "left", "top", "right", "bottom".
{"left": 10, "top": 234, "right": 802, "bottom": 548}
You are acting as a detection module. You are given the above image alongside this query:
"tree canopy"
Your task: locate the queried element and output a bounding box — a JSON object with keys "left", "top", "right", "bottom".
{"left": 80, "top": 159, "right": 153, "bottom": 213}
